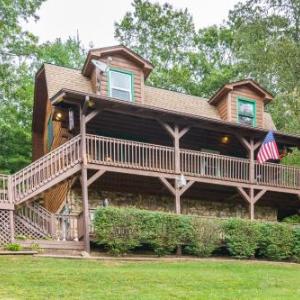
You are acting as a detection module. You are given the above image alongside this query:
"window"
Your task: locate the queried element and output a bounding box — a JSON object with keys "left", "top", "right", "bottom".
{"left": 238, "top": 98, "right": 256, "bottom": 127}
{"left": 47, "top": 116, "right": 54, "bottom": 150}
{"left": 108, "top": 69, "right": 133, "bottom": 101}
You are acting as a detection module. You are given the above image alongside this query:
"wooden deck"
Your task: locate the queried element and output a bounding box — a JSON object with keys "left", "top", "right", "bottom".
{"left": 0, "top": 134, "right": 300, "bottom": 209}
{"left": 85, "top": 134, "right": 300, "bottom": 192}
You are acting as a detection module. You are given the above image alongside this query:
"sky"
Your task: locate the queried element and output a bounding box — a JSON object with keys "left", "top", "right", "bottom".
{"left": 23, "top": 0, "right": 242, "bottom": 48}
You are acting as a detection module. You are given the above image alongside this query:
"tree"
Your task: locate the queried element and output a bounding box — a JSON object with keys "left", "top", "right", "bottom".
{"left": 0, "top": 0, "right": 87, "bottom": 173}
{"left": 115, "top": 0, "right": 238, "bottom": 97}
{"left": 0, "top": 36, "right": 86, "bottom": 173}
{"left": 228, "top": 0, "right": 300, "bottom": 134}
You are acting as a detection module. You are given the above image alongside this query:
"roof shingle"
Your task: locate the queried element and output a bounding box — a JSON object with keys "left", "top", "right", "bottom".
{"left": 44, "top": 63, "right": 276, "bottom": 130}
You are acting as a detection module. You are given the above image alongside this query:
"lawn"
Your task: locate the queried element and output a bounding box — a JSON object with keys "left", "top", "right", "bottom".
{"left": 0, "top": 257, "right": 300, "bottom": 300}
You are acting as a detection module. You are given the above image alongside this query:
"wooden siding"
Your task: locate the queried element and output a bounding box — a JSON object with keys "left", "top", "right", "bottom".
{"left": 91, "top": 54, "right": 144, "bottom": 104}
{"left": 230, "top": 85, "right": 265, "bottom": 128}
{"left": 216, "top": 95, "right": 228, "bottom": 120}
{"left": 44, "top": 180, "right": 71, "bottom": 213}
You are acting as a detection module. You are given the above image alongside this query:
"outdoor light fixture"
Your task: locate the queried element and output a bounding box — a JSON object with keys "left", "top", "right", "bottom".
{"left": 87, "top": 100, "right": 95, "bottom": 108}
{"left": 177, "top": 174, "right": 187, "bottom": 188}
{"left": 221, "top": 136, "right": 230, "bottom": 144}
{"left": 54, "top": 111, "right": 63, "bottom": 121}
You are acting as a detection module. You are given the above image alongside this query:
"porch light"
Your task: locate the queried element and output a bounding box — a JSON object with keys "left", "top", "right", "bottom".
{"left": 87, "top": 100, "right": 95, "bottom": 108}
{"left": 221, "top": 136, "right": 230, "bottom": 144}
{"left": 54, "top": 112, "right": 63, "bottom": 121}
{"left": 177, "top": 174, "right": 187, "bottom": 188}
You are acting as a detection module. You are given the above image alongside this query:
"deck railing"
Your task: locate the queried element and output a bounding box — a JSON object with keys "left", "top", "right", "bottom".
{"left": 86, "top": 134, "right": 175, "bottom": 173}
{"left": 1, "top": 135, "right": 299, "bottom": 208}
{"left": 11, "top": 135, "right": 81, "bottom": 203}
{"left": 255, "top": 162, "right": 300, "bottom": 189}
{"left": 180, "top": 149, "right": 250, "bottom": 183}
{"left": 16, "top": 203, "right": 54, "bottom": 236}
{"left": 0, "top": 175, "right": 9, "bottom": 204}
{"left": 86, "top": 134, "right": 299, "bottom": 190}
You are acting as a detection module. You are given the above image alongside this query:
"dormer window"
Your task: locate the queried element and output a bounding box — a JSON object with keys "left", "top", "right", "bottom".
{"left": 108, "top": 69, "right": 134, "bottom": 102}
{"left": 238, "top": 98, "right": 256, "bottom": 127}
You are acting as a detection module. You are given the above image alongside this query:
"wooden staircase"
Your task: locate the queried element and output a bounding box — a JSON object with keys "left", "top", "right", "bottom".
{"left": 0, "top": 135, "right": 83, "bottom": 245}
{"left": 12, "top": 135, "right": 82, "bottom": 205}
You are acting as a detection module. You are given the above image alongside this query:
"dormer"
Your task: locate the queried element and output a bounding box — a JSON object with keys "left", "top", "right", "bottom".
{"left": 209, "top": 79, "right": 273, "bottom": 128}
{"left": 82, "top": 45, "right": 153, "bottom": 104}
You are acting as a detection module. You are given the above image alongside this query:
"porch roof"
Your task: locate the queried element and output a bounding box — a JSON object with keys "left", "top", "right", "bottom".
{"left": 51, "top": 88, "right": 300, "bottom": 147}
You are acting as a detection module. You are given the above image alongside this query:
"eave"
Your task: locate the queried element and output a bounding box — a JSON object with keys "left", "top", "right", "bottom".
{"left": 209, "top": 79, "right": 274, "bottom": 105}
{"left": 51, "top": 88, "right": 300, "bottom": 147}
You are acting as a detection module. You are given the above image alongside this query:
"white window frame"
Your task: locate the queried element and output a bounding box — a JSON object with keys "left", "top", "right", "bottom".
{"left": 108, "top": 69, "right": 134, "bottom": 102}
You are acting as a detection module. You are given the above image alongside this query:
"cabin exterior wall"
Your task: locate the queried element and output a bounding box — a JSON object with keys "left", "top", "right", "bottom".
{"left": 67, "top": 188, "right": 278, "bottom": 221}
{"left": 230, "top": 85, "right": 265, "bottom": 128}
{"left": 91, "top": 54, "right": 144, "bottom": 104}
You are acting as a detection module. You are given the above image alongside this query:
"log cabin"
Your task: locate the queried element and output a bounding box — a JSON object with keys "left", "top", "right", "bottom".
{"left": 0, "top": 45, "right": 300, "bottom": 252}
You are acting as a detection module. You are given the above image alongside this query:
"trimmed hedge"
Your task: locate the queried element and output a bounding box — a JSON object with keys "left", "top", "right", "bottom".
{"left": 93, "top": 207, "right": 300, "bottom": 262}
{"left": 222, "top": 218, "right": 261, "bottom": 258}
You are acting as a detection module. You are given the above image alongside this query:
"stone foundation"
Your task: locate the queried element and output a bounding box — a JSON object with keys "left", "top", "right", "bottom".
{"left": 66, "top": 188, "right": 277, "bottom": 221}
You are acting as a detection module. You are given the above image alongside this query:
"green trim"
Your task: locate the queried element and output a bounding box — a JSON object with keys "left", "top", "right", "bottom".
{"left": 107, "top": 67, "right": 135, "bottom": 102}
{"left": 237, "top": 96, "right": 257, "bottom": 127}
{"left": 47, "top": 115, "right": 54, "bottom": 150}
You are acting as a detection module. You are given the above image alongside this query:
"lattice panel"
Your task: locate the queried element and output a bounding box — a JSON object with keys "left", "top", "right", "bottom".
{"left": 15, "top": 215, "right": 48, "bottom": 240}
{"left": 0, "top": 210, "right": 12, "bottom": 246}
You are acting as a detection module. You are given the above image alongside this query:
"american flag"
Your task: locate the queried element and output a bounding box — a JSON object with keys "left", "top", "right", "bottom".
{"left": 257, "top": 131, "right": 280, "bottom": 164}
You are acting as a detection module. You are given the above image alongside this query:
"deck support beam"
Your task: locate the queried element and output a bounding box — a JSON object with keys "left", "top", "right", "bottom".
{"left": 158, "top": 121, "right": 190, "bottom": 174}
{"left": 80, "top": 96, "right": 91, "bottom": 253}
{"left": 87, "top": 170, "right": 106, "bottom": 187}
{"left": 237, "top": 187, "right": 267, "bottom": 220}
{"left": 236, "top": 136, "right": 261, "bottom": 184}
{"left": 159, "top": 176, "right": 194, "bottom": 214}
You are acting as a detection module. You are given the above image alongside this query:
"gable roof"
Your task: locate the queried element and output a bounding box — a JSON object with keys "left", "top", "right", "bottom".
{"left": 209, "top": 79, "right": 274, "bottom": 105}
{"left": 42, "top": 63, "right": 277, "bottom": 131}
{"left": 82, "top": 45, "right": 154, "bottom": 79}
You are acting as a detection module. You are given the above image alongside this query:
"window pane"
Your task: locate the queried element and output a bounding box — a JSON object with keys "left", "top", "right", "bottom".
{"left": 111, "top": 88, "right": 131, "bottom": 101}
{"left": 239, "top": 115, "right": 253, "bottom": 126}
{"left": 239, "top": 102, "right": 254, "bottom": 117}
{"left": 110, "top": 71, "right": 131, "bottom": 90}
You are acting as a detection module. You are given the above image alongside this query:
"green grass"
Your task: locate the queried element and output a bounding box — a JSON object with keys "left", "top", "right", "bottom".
{"left": 0, "top": 257, "right": 300, "bottom": 300}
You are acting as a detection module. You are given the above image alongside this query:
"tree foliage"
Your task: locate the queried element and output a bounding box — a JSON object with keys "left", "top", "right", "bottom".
{"left": 0, "top": 1, "right": 86, "bottom": 173}
{"left": 115, "top": 0, "right": 238, "bottom": 97}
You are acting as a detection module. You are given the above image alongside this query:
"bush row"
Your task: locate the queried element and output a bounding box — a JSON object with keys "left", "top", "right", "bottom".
{"left": 93, "top": 207, "right": 300, "bottom": 261}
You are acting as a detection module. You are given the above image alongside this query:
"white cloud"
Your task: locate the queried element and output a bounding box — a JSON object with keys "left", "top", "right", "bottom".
{"left": 23, "top": 0, "right": 242, "bottom": 48}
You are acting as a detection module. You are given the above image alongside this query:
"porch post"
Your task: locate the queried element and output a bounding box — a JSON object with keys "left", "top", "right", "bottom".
{"left": 175, "top": 180, "right": 181, "bottom": 214}
{"left": 158, "top": 121, "right": 190, "bottom": 214}
{"left": 80, "top": 98, "right": 90, "bottom": 253}
{"left": 174, "top": 125, "right": 180, "bottom": 174}
{"left": 7, "top": 176, "right": 14, "bottom": 242}
{"left": 249, "top": 188, "right": 255, "bottom": 221}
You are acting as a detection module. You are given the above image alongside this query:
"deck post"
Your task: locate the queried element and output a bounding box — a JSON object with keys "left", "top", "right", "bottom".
{"left": 175, "top": 180, "right": 181, "bottom": 214}
{"left": 159, "top": 176, "right": 194, "bottom": 215}
{"left": 158, "top": 121, "right": 190, "bottom": 213}
{"left": 7, "top": 176, "right": 15, "bottom": 242}
{"left": 249, "top": 188, "right": 255, "bottom": 220}
{"left": 80, "top": 97, "right": 90, "bottom": 253}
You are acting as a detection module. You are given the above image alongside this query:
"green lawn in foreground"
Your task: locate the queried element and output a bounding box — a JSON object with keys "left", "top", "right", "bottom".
{"left": 0, "top": 257, "right": 299, "bottom": 300}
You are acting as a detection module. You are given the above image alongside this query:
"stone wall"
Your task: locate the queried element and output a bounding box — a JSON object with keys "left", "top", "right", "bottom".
{"left": 66, "top": 188, "right": 277, "bottom": 221}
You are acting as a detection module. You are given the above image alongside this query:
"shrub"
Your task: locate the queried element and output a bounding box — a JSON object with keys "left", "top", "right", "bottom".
{"left": 186, "top": 218, "right": 222, "bottom": 257}
{"left": 94, "top": 207, "right": 141, "bottom": 255}
{"left": 5, "top": 243, "right": 22, "bottom": 251}
{"left": 141, "top": 211, "right": 192, "bottom": 256}
{"left": 282, "top": 215, "right": 300, "bottom": 224}
{"left": 223, "top": 219, "right": 261, "bottom": 258}
{"left": 292, "top": 227, "right": 300, "bottom": 261}
{"left": 258, "top": 223, "right": 294, "bottom": 261}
